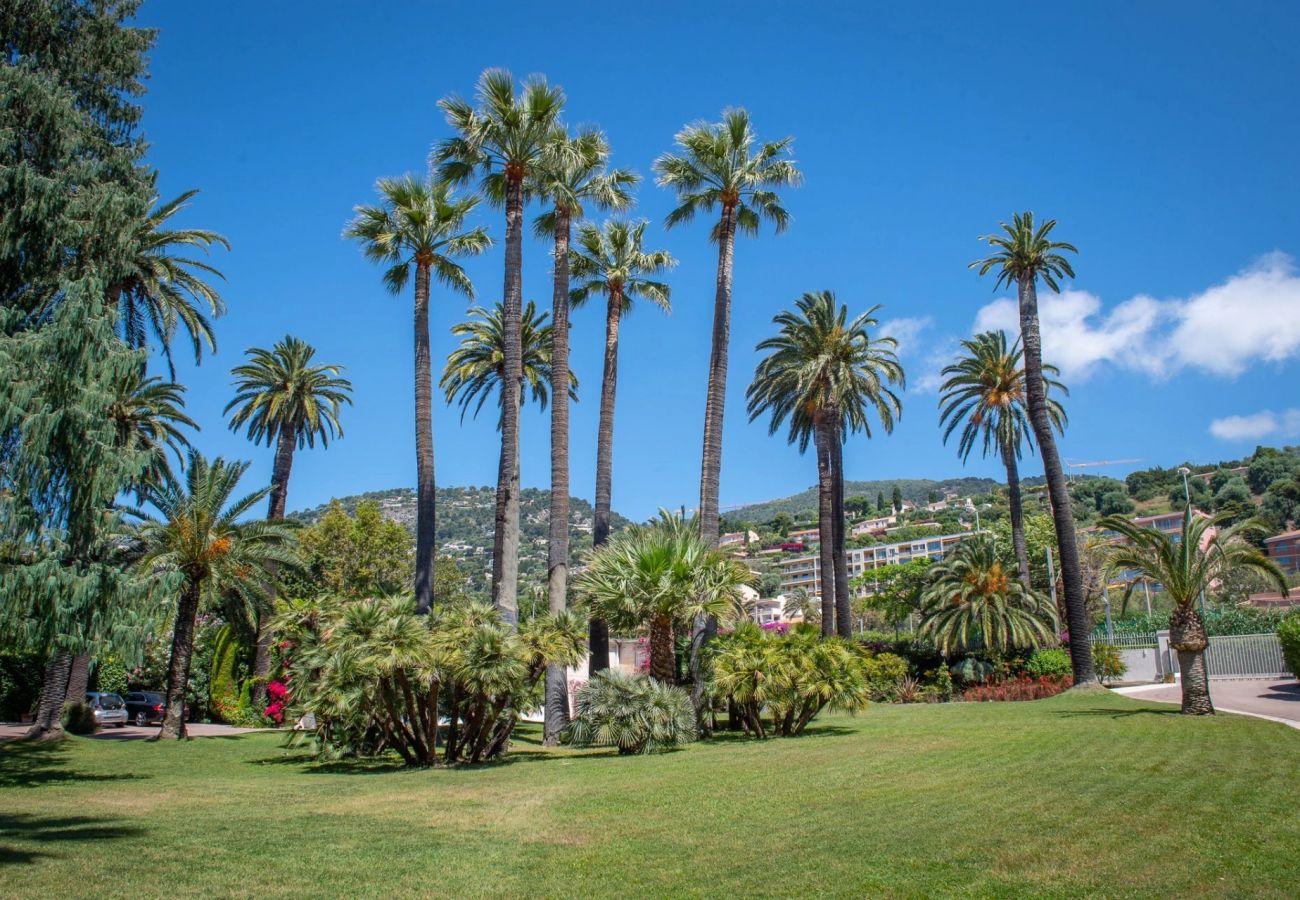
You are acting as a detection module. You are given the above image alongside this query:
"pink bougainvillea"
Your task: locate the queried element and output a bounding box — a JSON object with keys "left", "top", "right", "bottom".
{"left": 267, "top": 680, "right": 288, "bottom": 702}
{"left": 264, "top": 701, "right": 285, "bottom": 725}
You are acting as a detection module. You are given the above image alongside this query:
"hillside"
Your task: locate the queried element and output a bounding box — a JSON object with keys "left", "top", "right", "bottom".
{"left": 290, "top": 486, "right": 632, "bottom": 596}
{"left": 725, "top": 477, "right": 1001, "bottom": 525}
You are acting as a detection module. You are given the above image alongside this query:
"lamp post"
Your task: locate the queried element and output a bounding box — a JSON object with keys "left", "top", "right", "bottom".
{"left": 1177, "top": 466, "right": 1207, "bottom": 617}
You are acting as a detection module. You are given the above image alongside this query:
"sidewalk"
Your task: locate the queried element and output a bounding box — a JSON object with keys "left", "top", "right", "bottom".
{"left": 1116, "top": 678, "right": 1300, "bottom": 728}
{"left": 0, "top": 722, "right": 266, "bottom": 741}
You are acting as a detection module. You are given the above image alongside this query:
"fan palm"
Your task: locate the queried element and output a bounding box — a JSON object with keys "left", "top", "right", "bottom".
{"left": 570, "top": 218, "right": 675, "bottom": 671}
{"left": 113, "top": 190, "right": 230, "bottom": 376}
{"left": 345, "top": 174, "right": 489, "bottom": 614}
{"left": 939, "top": 330, "right": 1067, "bottom": 588}
{"left": 573, "top": 510, "right": 753, "bottom": 684}
{"left": 435, "top": 67, "right": 566, "bottom": 627}
{"left": 971, "top": 212, "right": 1092, "bottom": 682}
{"left": 654, "top": 108, "right": 801, "bottom": 547}
{"left": 532, "top": 127, "right": 636, "bottom": 744}
{"left": 225, "top": 334, "right": 352, "bottom": 703}
{"left": 1099, "top": 511, "right": 1287, "bottom": 714}
{"left": 747, "top": 291, "right": 903, "bottom": 638}
{"left": 917, "top": 537, "right": 1058, "bottom": 656}
{"left": 133, "top": 452, "right": 299, "bottom": 739}
{"left": 108, "top": 369, "right": 197, "bottom": 493}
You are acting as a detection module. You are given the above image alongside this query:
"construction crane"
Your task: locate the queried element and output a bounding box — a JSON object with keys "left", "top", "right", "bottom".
{"left": 1065, "top": 458, "right": 1143, "bottom": 482}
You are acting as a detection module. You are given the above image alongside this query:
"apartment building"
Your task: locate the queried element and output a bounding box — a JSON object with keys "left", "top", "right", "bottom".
{"left": 778, "top": 531, "right": 974, "bottom": 598}
{"left": 850, "top": 514, "right": 896, "bottom": 536}
{"left": 1264, "top": 529, "right": 1300, "bottom": 574}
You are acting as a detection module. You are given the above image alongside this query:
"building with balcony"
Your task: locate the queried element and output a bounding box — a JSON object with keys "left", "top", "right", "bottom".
{"left": 850, "top": 514, "right": 896, "bottom": 536}
{"left": 1264, "top": 529, "right": 1300, "bottom": 574}
{"left": 777, "top": 531, "right": 976, "bottom": 598}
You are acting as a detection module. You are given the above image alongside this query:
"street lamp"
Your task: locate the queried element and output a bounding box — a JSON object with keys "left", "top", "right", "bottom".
{"left": 1176, "top": 466, "right": 1207, "bottom": 616}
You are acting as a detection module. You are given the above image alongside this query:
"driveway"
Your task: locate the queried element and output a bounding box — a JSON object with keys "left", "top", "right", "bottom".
{"left": 0, "top": 722, "right": 267, "bottom": 742}
{"left": 1119, "top": 678, "right": 1300, "bottom": 727}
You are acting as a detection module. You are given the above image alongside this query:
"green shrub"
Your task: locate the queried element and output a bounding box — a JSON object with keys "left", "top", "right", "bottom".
{"left": 61, "top": 701, "right": 97, "bottom": 735}
{"left": 1091, "top": 643, "right": 1127, "bottom": 683}
{"left": 566, "top": 670, "right": 696, "bottom": 755}
{"left": 1024, "top": 648, "right": 1072, "bottom": 678}
{"left": 208, "top": 625, "right": 241, "bottom": 722}
{"left": 860, "top": 651, "right": 909, "bottom": 701}
{"left": 93, "top": 657, "right": 128, "bottom": 696}
{"left": 0, "top": 650, "right": 45, "bottom": 720}
{"left": 1279, "top": 613, "right": 1300, "bottom": 679}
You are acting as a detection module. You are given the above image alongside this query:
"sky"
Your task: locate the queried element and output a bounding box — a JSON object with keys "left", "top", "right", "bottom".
{"left": 133, "top": 1, "right": 1300, "bottom": 521}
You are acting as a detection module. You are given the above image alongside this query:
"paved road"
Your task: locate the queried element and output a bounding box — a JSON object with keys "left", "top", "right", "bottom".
{"left": 0, "top": 722, "right": 266, "bottom": 741}
{"left": 1122, "top": 678, "right": 1300, "bottom": 726}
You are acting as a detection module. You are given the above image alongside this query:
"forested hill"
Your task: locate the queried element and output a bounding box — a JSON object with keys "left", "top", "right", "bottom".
{"left": 725, "top": 477, "right": 1001, "bottom": 525}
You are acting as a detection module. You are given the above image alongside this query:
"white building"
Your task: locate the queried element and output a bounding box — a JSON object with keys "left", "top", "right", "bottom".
{"left": 778, "top": 531, "right": 977, "bottom": 598}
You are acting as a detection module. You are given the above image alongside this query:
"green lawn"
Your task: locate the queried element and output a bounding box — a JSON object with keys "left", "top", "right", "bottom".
{"left": 2, "top": 691, "right": 1297, "bottom": 897}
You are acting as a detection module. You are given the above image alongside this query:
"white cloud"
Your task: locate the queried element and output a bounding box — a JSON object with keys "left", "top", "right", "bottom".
{"left": 879, "top": 316, "right": 932, "bottom": 358}
{"left": 1209, "top": 408, "right": 1300, "bottom": 441}
{"left": 968, "top": 253, "right": 1300, "bottom": 382}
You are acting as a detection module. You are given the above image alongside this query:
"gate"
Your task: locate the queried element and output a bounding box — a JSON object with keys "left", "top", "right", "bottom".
{"left": 1203, "top": 633, "right": 1289, "bottom": 679}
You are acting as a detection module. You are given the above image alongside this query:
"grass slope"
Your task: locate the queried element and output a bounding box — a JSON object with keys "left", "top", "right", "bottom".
{"left": 2, "top": 691, "right": 1297, "bottom": 897}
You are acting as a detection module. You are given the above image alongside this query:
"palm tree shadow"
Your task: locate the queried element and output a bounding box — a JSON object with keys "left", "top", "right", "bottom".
{"left": 705, "top": 724, "right": 857, "bottom": 744}
{"left": 0, "top": 813, "right": 146, "bottom": 865}
{"left": 0, "top": 741, "right": 150, "bottom": 789}
{"left": 1054, "top": 707, "right": 1183, "bottom": 720}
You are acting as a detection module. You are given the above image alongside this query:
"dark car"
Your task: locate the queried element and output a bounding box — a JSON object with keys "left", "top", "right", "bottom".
{"left": 123, "top": 691, "right": 166, "bottom": 726}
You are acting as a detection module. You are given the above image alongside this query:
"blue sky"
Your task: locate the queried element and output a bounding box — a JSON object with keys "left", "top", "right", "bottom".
{"left": 135, "top": 1, "right": 1300, "bottom": 521}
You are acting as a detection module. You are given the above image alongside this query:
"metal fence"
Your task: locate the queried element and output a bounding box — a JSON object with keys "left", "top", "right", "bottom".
{"left": 1089, "top": 630, "right": 1158, "bottom": 649}
{"left": 1203, "top": 633, "right": 1289, "bottom": 678}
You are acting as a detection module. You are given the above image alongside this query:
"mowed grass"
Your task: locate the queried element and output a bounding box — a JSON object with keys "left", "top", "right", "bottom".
{"left": 2, "top": 691, "right": 1298, "bottom": 898}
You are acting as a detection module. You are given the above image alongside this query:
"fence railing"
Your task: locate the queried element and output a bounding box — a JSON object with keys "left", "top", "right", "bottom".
{"left": 1203, "top": 633, "right": 1289, "bottom": 678}
{"left": 1089, "top": 630, "right": 1158, "bottom": 649}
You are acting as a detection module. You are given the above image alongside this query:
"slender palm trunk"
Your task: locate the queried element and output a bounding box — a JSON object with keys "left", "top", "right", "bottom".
{"left": 814, "top": 419, "right": 837, "bottom": 637}
{"left": 252, "top": 428, "right": 296, "bottom": 706}
{"left": 589, "top": 287, "right": 623, "bottom": 674}
{"left": 64, "top": 653, "right": 90, "bottom": 702}
{"left": 697, "top": 205, "right": 736, "bottom": 547}
{"left": 414, "top": 261, "right": 437, "bottom": 615}
{"left": 25, "top": 650, "right": 73, "bottom": 740}
{"left": 1001, "top": 441, "right": 1032, "bottom": 590}
{"left": 1018, "top": 274, "right": 1094, "bottom": 682}
{"left": 1170, "top": 603, "right": 1214, "bottom": 714}
{"left": 544, "top": 209, "right": 573, "bottom": 746}
{"left": 829, "top": 421, "right": 852, "bottom": 638}
{"left": 492, "top": 174, "right": 524, "bottom": 627}
{"left": 159, "top": 578, "right": 202, "bottom": 740}
{"left": 648, "top": 613, "right": 675, "bottom": 684}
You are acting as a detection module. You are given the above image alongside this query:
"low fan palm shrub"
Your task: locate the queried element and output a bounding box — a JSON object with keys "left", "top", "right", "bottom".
{"left": 709, "top": 624, "right": 869, "bottom": 738}
{"left": 565, "top": 670, "right": 696, "bottom": 755}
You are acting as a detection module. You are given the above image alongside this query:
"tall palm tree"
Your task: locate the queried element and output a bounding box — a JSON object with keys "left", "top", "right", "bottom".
{"left": 133, "top": 452, "right": 298, "bottom": 739}
{"left": 918, "top": 537, "right": 1058, "bottom": 656}
{"left": 108, "top": 369, "right": 197, "bottom": 494}
{"left": 345, "top": 175, "right": 489, "bottom": 614}
{"left": 114, "top": 190, "right": 230, "bottom": 377}
{"left": 971, "top": 212, "right": 1093, "bottom": 683}
{"left": 1099, "top": 511, "right": 1287, "bottom": 714}
{"left": 573, "top": 510, "right": 752, "bottom": 684}
{"left": 435, "top": 68, "right": 566, "bottom": 627}
{"left": 532, "top": 127, "right": 636, "bottom": 745}
{"left": 654, "top": 108, "right": 801, "bottom": 547}
{"left": 569, "top": 219, "right": 675, "bottom": 670}
{"left": 747, "top": 291, "right": 903, "bottom": 639}
{"left": 938, "top": 330, "right": 1067, "bottom": 589}
{"left": 225, "top": 335, "right": 353, "bottom": 704}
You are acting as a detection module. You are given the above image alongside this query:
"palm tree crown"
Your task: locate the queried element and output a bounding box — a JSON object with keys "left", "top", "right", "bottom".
{"left": 109, "top": 370, "right": 197, "bottom": 489}
{"left": 569, "top": 220, "right": 676, "bottom": 313}
{"left": 938, "top": 330, "right": 1066, "bottom": 463}
{"left": 653, "top": 108, "right": 801, "bottom": 240}
{"left": 440, "top": 301, "right": 577, "bottom": 422}
{"left": 344, "top": 175, "right": 490, "bottom": 296}
{"left": 117, "top": 190, "right": 230, "bottom": 373}
{"left": 225, "top": 335, "right": 354, "bottom": 451}
{"left": 746, "top": 291, "right": 904, "bottom": 451}
{"left": 532, "top": 127, "right": 637, "bottom": 232}
{"left": 970, "top": 211, "right": 1077, "bottom": 293}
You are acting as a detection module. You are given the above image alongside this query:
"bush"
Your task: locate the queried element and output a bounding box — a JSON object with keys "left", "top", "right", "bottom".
{"left": 1091, "top": 643, "right": 1127, "bottom": 683}
{"left": 61, "top": 701, "right": 97, "bottom": 734}
{"left": 0, "top": 650, "right": 45, "bottom": 720}
{"left": 208, "top": 625, "right": 241, "bottom": 723}
{"left": 860, "top": 651, "right": 909, "bottom": 701}
{"left": 93, "top": 657, "right": 128, "bottom": 696}
{"left": 565, "top": 670, "right": 696, "bottom": 755}
{"left": 951, "top": 657, "right": 994, "bottom": 685}
{"left": 1279, "top": 613, "right": 1300, "bottom": 679}
{"left": 1024, "top": 648, "right": 1072, "bottom": 678}
{"left": 961, "top": 675, "right": 1072, "bottom": 702}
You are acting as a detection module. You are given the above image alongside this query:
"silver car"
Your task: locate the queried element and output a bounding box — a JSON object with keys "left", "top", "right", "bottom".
{"left": 85, "top": 691, "right": 128, "bottom": 728}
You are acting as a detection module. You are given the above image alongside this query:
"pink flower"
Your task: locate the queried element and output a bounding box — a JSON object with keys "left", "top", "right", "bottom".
{"left": 267, "top": 681, "right": 288, "bottom": 701}
{"left": 264, "top": 701, "right": 285, "bottom": 724}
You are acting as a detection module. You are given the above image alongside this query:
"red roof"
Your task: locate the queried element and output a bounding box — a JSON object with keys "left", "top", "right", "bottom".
{"left": 1264, "top": 529, "right": 1300, "bottom": 544}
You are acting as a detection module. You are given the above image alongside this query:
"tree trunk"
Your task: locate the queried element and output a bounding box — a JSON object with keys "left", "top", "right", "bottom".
{"left": 588, "top": 287, "right": 624, "bottom": 675}
{"left": 413, "top": 261, "right": 437, "bottom": 615}
{"left": 1170, "top": 603, "right": 1214, "bottom": 715}
{"left": 697, "top": 206, "right": 736, "bottom": 548}
{"left": 159, "top": 577, "right": 203, "bottom": 740}
{"left": 64, "top": 653, "right": 90, "bottom": 702}
{"left": 492, "top": 175, "right": 524, "bottom": 628}
{"left": 1001, "top": 440, "right": 1032, "bottom": 591}
{"left": 25, "top": 650, "right": 72, "bottom": 740}
{"left": 1018, "top": 273, "right": 1094, "bottom": 682}
{"left": 829, "top": 419, "right": 852, "bottom": 638}
{"left": 544, "top": 209, "right": 573, "bottom": 746}
{"left": 648, "top": 613, "right": 675, "bottom": 684}
{"left": 252, "top": 427, "right": 296, "bottom": 706}
{"left": 814, "top": 419, "right": 837, "bottom": 637}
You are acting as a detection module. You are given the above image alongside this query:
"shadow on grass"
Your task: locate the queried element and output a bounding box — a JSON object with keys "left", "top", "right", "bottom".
{"left": 1054, "top": 707, "right": 1183, "bottom": 720}
{"left": 0, "top": 813, "right": 146, "bottom": 866}
{"left": 0, "top": 741, "right": 150, "bottom": 789}
{"left": 705, "top": 724, "right": 857, "bottom": 744}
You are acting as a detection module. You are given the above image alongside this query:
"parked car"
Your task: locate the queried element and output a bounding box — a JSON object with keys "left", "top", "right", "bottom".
{"left": 123, "top": 691, "right": 166, "bottom": 726}
{"left": 84, "top": 691, "right": 127, "bottom": 728}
